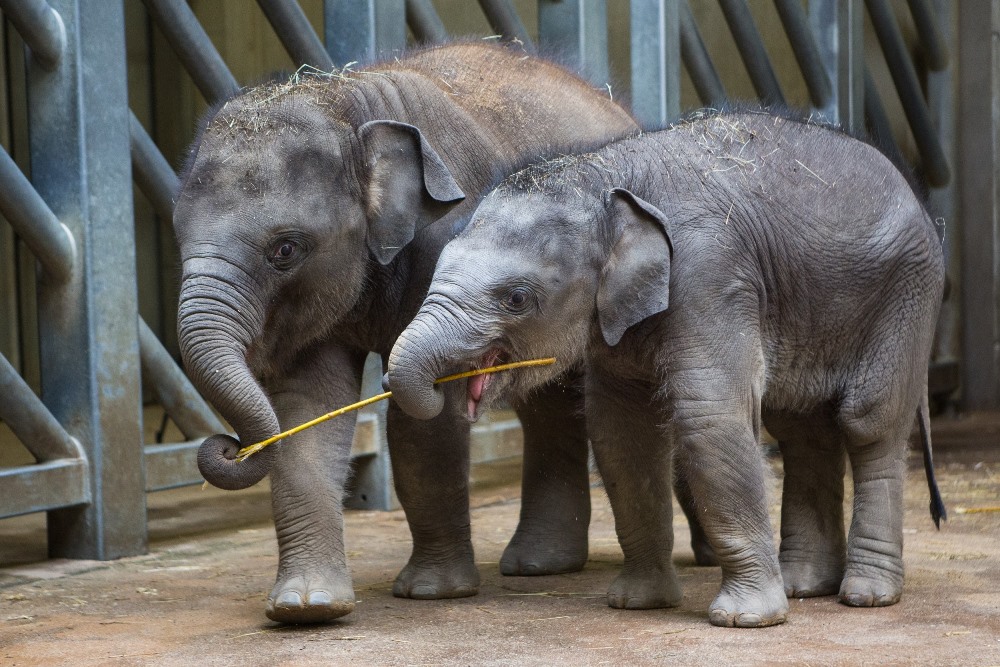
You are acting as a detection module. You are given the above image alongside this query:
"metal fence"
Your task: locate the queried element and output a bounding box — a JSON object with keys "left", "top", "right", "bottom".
{"left": 0, "top": 0, "right": 955, "bottom": 561}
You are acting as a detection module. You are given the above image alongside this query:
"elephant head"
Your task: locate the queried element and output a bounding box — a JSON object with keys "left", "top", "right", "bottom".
{"left": 175, "top": 91, "right": 464, "bottom": 490}
{"left": 387, "top": 184, "right": 673, "bottom": 422}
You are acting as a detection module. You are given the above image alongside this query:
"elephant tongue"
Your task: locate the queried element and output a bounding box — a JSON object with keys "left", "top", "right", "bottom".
{"left": 467, "top": 373, "right": 492, "bottom": 421}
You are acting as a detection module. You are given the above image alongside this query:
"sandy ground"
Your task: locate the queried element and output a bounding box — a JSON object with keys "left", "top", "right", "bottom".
{"left": 1, "top": 414, "right": 999, "bottom": 666}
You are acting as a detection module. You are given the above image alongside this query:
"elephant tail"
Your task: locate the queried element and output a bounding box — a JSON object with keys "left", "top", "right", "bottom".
{"left": 917, "top": 383, "right": 947, "bottom": 529}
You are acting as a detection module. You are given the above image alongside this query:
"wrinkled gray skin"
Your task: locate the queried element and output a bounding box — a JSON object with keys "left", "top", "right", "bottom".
{"left": 388, "top": 112, "right": 946, "bottom": 628}
{"left": 174, "top": 43, "right": 642, "bottom": 624}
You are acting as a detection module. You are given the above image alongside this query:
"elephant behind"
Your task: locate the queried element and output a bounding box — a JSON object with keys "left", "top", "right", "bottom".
{"left": 173, "top": 42, "right": 640, "bottom": 624}
{"left": 387, "top": 110, "right": 947, "bottom": 627}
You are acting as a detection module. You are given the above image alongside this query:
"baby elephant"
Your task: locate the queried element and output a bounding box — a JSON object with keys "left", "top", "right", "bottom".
{"left": 387, "top": 111, "right": 946, "bottom": 627}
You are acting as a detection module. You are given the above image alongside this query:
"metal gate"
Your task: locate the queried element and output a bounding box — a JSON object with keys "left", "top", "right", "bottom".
{"left": 0, "top": 0, "right": 956, "bottom": 560}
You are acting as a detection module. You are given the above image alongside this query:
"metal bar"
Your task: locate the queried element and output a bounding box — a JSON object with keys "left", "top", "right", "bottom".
{"left": 809, "top": 0, "right": 863, "bottom": 132}
{"left": 538, "top": 0, "right": 610, "bottom": 86}
{"left": 255, "top": 0, "right": 334, "bottom": 70}
{"left": 477, "top": 0, "right": 534, "bottom": 49}
{"left": 143, "top": 440, "right": 202, "bottom": 491}
{"left": 144, "top": 411, "right": 383, "bottom": 493}
{"left": 863, "top": 67, "right": 906, "bottom": 170}
{"left": 630, "top": 0, "right": 680, "bottom": 128}
{"left": 0, "top": 0, "right": 65, "bottom": 70}
{"left": 906, "top": 0, "right": 948, "bottom": 71}
{"left": 717, "top": 0, "right": 785, "bottom": 107}
{"left": 30, "top": 0, "right": 146, "bottom": 559}
{"left": 0, "top": 147, "right": 74, "bottom": 284}
{"left": 926, "top": 0, "right": 957, "bottom": 379}
{"left": 140, "top": 0, "right": 239, "bottom": 103}
{"left": 405, "top": 0, "right": 447, "bottom": 44}
{"left": 0, "top": 352, "right": 82, "bottom": 462}
{"left": 678, "top": 0, "right": 726, "bottom": 107}
{"left": 772, "top": 0, "right": 832, "bottom": 108}
{"left": 956, "top": 2, "right": 1000, "bottom": 408}
{"left": 865, "top": 0, "right": 950, "bottom": 186}
{"left": 538, "top": 0, "right": 608, "bottom": 86}
{"left": 129, "top": 111, "right": 178, "bottom": 224}
{"left": 0, "top": 458, "right": 89, "bottom": 520}
{"left": 139, "top": 317, "right": 226, "bottom": 440}
{"left": 324, "top": 0, "right": 406, "bottom": 66}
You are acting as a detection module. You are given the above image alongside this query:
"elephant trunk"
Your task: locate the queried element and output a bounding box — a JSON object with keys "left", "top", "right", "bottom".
{"left": 178, "top": 270, "right": 280, "bottom": 490}
{"left": 386, "top": 311, "right": 455, "bottom": 421}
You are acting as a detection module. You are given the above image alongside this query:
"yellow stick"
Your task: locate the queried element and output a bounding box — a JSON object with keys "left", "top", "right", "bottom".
{"left": 234, "top": 357, "right": 556, "bottom": 462}
{"left": 954, "top": 506, "right": 1000, "bottom": 514}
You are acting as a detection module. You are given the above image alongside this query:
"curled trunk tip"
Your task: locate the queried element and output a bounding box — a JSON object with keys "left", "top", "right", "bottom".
{"left": 387, "top": 327, "right": 448, "bottom": 420}
{"left": 198, "top": 433, "right": 277, "bottom": 490}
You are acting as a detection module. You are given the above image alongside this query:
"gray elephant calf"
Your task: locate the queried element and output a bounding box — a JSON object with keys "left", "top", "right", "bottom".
{"left": 387, "top": 111, "right": 946, "bottom": 627}
{"left": 174, "top": 43, "right": 638, "bottom": 623}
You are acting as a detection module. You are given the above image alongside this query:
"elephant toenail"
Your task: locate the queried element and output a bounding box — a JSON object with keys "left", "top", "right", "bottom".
{"left": 275, "top": 591, "right": 304, "bottom": 608}
{"left": 307, "top": 590, "right": 333, "bottom": 607}
{"left": 736, "top": 613, "right": 762, "bottom": 627}
{"left": 709, "top": 609, "right": 734, "bottom": 626}
{"left": 410, "top": 585, "right": 437, "bottom": 597}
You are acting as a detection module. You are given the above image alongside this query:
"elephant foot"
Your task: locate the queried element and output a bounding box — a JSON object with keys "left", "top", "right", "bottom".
{"left": 708, "top": 586, "right": 788, "bottom": 628}
{"left": 393, "top": 550, "right": 480, "bottom": 599}
{"left": 499, "top": 524, "right": 588, "bottom": 576}
{"left": 708, "top": 582, "right": 788, "bottom": 628}
{"left": 606, "top": 569, "right": 683, "bottom": 610}
{"left": 780, "top": 557, "right": 844, "bottom": 598}
{"left": 838, "top": 573, "right": 902, "bottom": 607}
{"left": 266, "top": 573, "right": 356, "bottom": 624}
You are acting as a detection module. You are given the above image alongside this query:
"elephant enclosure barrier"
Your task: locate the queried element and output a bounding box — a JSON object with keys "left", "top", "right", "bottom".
{"left": 0, "top": 0, "right": 962, "bottom": 561}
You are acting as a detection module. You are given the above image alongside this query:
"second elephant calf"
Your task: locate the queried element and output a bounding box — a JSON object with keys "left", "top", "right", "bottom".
{"left": 387, "top": 110, "right": 946, "bottom": 627}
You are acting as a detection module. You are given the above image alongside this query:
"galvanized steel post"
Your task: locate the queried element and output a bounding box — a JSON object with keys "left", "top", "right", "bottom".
{"left": 27, "top": 0, "right": 146, "bottom": 559}
{"left": 324, "top": 0, "right": 406, "bottom": 65}
{"left": 808, "top": 0, "right": 863, "bottom": 132}
{"left": 630, "top": 0, "right": 680, "bottom": 128}
{"left": 539, "top": 0, "right": 610, "bottom": 87}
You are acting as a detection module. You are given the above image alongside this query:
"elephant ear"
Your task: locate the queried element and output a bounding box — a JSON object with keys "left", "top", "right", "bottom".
{"left": 596, "top": 188, "right": 674, "bottom": 346}
{"left": 358, "top": 120, "right": 466, "bottom": 265}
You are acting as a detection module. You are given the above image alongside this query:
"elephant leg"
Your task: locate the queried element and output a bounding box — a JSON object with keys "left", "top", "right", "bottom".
{"left": 672, "top": 461, "right": 718, "bottom": 566}
{"left": 387, "top": 382, "right": 479, "bottom": 599}
{"left": 501, "top": 374, "right": 591, "bottom": 576}
{"left": 671, "top": 386, "right": 787, "bottom": 627}
{"left": 586, "top": 370, "right": 682, "bottom": 610}
{"left": 775, "top": 422, "right": 847, "bottom": 598}
{"left": 836, "top": 338, "right": 923, "bottom": 607}
{"left": 839, "top": 431, "right": 908, "bottom": 607}
{"left": 266, "top": 344, "right": 366, "bottom": 624}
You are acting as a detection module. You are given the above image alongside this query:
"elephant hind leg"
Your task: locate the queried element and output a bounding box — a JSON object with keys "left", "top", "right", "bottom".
{"left": 501, "top": 375, "right": 591, "bottom": 576}
{"left": 672, "top": 463, "right": 718, "bottom": 566}
{"left": 768, "top": 411, "right": 848, "bottom": 598}
{"left": 834, "top": 324, "right": 930, "bottom": 607}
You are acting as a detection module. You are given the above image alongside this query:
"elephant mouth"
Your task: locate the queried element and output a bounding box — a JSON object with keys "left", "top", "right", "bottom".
{"left": 467, "top": 347, "right": 506, "bottom": 422}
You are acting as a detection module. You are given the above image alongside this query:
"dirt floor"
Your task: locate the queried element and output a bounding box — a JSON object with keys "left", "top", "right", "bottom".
{"left": 1, "top": 414, "right": 999, "bottom": 666}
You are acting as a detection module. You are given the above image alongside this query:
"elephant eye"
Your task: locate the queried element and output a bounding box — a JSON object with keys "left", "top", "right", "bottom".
{"left": 268, "top": 238, "right": 304, "bottom": 269}
{"left": 501, "top": 287, "right": 532, "bottom": 313}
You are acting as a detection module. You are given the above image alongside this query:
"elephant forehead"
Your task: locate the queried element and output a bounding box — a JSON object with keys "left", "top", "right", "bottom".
{"left": 466, "top": 193, "right": 593, "bottom": 253}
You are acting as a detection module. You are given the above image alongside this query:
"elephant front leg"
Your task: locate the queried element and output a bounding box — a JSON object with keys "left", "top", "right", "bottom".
{"left": 501, "top": 375, "right": 591, "bottom": 576}
{"left": 587, "top": 371, "right": 682, "bottom": 610}
{"left": 387, "top": 384, "right": 479, "bottom": 599}
{"left": 266, "top": 345, "right": 366, "bottom": 624}
{"left": 840, "top": 435, "right": 907, "bottom": 607}
{"left": 673, "top": 398, "right": 787, "bottom": 627}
